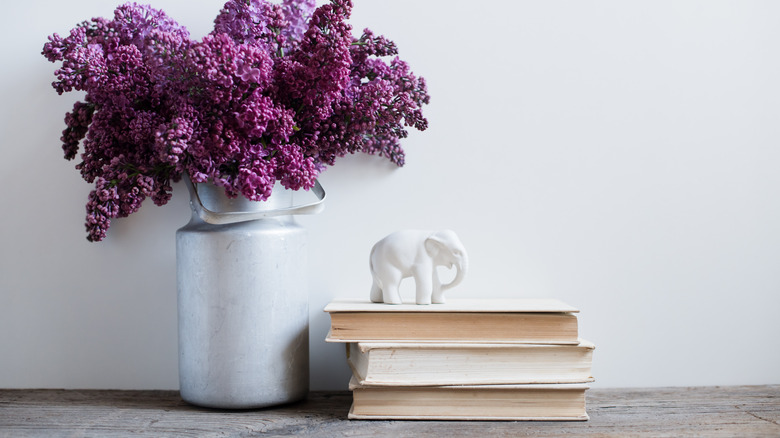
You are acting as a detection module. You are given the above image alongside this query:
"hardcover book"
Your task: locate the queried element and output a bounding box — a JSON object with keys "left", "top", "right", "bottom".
{"left": 325, "top": 299, "right": 579, "bottom": 344}
{"left": 347, "top": 339, "right": 595, "bottom": 386}
{"left": 348, "top": 377, "right": 590, "bottom": 421}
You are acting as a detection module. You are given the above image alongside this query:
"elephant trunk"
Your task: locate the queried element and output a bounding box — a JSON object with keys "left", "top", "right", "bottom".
{"left": 442, "top": 256, "right": 468, "bottom": 291}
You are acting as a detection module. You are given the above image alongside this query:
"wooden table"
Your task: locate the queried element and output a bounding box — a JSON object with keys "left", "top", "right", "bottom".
{"left": 1, "top": 386, "right": 778, "bottom": 437}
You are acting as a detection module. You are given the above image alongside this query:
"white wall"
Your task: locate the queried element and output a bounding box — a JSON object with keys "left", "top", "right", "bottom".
{"left": 2, "top": 0, "right": 779, "bottom": 390}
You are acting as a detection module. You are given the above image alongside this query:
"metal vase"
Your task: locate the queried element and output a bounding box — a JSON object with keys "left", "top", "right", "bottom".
{"left": 176, "top": 177, "right": 325, "bottom": 409}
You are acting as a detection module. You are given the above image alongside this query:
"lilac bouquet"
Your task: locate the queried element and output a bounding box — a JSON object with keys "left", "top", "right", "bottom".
{"left": 42, "top": 0, "right": 429, "bottom": 241}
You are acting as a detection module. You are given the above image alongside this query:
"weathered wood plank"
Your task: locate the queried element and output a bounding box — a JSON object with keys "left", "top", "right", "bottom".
{"left": 1, "top": 386, "right": 778, "bottom": 437}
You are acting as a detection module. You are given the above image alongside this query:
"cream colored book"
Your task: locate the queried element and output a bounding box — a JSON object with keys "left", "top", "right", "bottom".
{"left": 348, "top": 377, "right": 589, "bottom": 421}
{"left": 347, "top": 340, "right": 595, "bottom": 386}
{"left": 324, "top": 299, "right": 579, "bottom": 344}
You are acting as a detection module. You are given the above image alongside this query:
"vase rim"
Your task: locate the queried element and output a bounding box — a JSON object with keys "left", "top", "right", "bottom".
{"left": 193, "top": 181, "right": 295, "bottom": 215}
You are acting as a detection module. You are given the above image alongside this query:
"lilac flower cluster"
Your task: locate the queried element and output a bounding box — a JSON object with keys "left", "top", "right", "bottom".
{"left": 43, "top": 0, "right": 429, "bottom": 241}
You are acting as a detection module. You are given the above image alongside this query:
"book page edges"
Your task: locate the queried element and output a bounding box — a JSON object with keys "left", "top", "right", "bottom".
{"left": 347, "top": 383, "right": 591, "bottom": 421}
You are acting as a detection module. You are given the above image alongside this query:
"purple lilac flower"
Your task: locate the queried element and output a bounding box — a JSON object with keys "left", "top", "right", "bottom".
{"left": 281, "top": 0, "right": 316, "bottom": 48}
{"left": 111, "top": 2, "right": 190, "bottom": 52}
{"left": 274, "top": 143, "right": 318, "bottom": 190}
{"left": 43, "top": 0, "right": 429, "bottom": 241}
{"left": 213, "top": 0, "right": 287, "bottom": 53}
{"left": 85, "top": 177, "right": 120, "bottom": 242}
{"left": 61, "top": 101, "right": 95, "bottom": 160}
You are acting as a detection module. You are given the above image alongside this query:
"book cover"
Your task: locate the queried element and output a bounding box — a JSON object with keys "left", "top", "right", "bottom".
{"left": 325, "top": 299, "right": 579, "bottom": 344}
{"left": 347, "top": 339, "right": 595, "bottom": 386}
{"left": 348, "top": 377, "right": 590, "bottom": 421}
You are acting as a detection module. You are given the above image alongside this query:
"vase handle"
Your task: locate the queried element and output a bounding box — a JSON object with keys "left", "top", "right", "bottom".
{"left": 184, "top": 175, "right": 326, "bottom": 225}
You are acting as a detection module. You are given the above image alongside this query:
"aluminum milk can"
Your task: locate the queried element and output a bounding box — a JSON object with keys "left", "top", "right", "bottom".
{"left": 177, "top": 176, "right": 325, "bottom": 409}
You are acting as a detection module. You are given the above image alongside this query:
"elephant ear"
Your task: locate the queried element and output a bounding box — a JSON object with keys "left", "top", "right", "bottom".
{"left": 424, "top": 232, "right": 447, "bottom": 258}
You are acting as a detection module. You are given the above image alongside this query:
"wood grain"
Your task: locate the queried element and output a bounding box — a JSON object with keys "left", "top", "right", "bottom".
{"left": 1, "top": 386, "right": 778, "bottom": 437}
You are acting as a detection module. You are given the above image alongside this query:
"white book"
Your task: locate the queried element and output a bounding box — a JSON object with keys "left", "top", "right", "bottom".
{"left": 348, "top": 377, "right": 590, "bottom": 421}
{"left": 347, "top": 339, "right": 595, "bottom": 386}
{"left": 325, "top": 299, "right": 580, "bottom": 344}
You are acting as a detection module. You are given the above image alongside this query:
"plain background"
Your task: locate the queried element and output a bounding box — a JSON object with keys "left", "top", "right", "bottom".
{"left": 2, "top": 0, "right": 779, "bottom": 391}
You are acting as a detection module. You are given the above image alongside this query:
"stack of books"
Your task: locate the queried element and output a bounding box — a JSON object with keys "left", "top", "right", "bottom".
{"left": 324, "top": 299, "right": 594, "bottom": 421}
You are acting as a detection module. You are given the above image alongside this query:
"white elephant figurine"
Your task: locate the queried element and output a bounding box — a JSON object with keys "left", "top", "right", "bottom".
{"left": 369, "top": 230, "right": 468, "bottom": 305}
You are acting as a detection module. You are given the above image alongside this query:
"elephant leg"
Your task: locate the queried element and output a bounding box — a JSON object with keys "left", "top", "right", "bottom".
{"left": 382, "top": 284, "right": 402, "bottom": 304}
{"left": 431, "top": 269, "right": 446, "bottom": 304}
{"left": 370, "top": 276, "right": 383, "bottom": 303}
{"left": 413, "top": 267, "right": 433, "bottom": 305}
{"left": 377, "top": 269, "right": 403, "bottom": 304}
